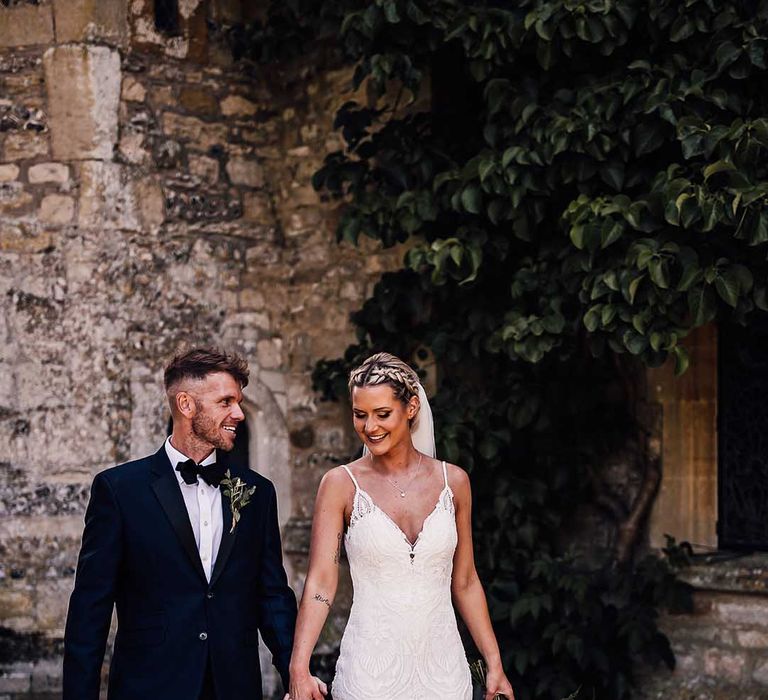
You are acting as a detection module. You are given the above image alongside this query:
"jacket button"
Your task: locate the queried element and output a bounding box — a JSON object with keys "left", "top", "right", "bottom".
{"left": 206, "top": 591, "right": 214, "bottom": 599}
{"left": 199, "top": 632, "right": 208, "bottom": 641}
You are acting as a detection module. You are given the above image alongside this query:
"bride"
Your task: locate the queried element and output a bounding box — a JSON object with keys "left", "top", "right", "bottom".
{"left": 286, "top": 352, "right": 514, "bottom": 700}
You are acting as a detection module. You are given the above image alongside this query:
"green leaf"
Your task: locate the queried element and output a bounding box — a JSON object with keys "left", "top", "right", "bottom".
{"left": 487, "top": 199, "right": 506, "bottom": 225}
{"left": 715, "top": 270, "right": 740, "bottom": 307}
{"left": 749, "top": 211, "right": 768, "bottom": 245}
{"left": 648, "top": 258, "right": 670, "bottom": 288}
{"left": 570, "top": 225, "right": 585, "bottom": 249}
{"left": 601, "top": 221, "right": 624, "bottom": 248}
{"left": 634, "top": 122, "right": 665, "bottom": 157}
{"left": 703, "top": 160, "right": 736, "bottom": 182}
{"left": 688, "top": 285, "right": 717, "bottom": 325}
{"left": 600, "top": 162, "right": 625, "bottom": 191}
{"left": 601, "top": 305, "right": 617, "bottom": 326}
{"left": 628, "top": 275, "right": 644, "bottom": 304}
{"left": 677, "top": 264, "right": 703, "bottom": 292}
{"left": 624, "top": 330, "right": 648, "bottom": 355}
{"left": 461, "top": 185, "right": 482, "bottom": 214}
{"left": 673, "top": 345, "right": 689, "bottom": 375}
{"left": 583, "top": 305, "right": 602, "bottom": 332}
{"left": 382, "top": 0, "right": 400, "bottom": 23}
{"left": 716, "top": 41, "right": 741, "bottom": 71}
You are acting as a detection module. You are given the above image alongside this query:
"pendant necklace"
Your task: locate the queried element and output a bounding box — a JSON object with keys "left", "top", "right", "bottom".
{"left": 373, "top": 452, "right": 423, "bottom": 498}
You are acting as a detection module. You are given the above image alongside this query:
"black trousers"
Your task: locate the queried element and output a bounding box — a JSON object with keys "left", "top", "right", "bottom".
{"left": 199, "top": 658, "right": 217, "bottom": 700}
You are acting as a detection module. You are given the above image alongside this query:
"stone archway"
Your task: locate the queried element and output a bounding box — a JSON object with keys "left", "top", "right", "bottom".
{"left": 241, "top": 377, "right": 292, "bottom": 530}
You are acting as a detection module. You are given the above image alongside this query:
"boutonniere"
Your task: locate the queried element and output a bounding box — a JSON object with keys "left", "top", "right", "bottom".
{"left": 220, "top": 470, "right": 256, "bottom": 534}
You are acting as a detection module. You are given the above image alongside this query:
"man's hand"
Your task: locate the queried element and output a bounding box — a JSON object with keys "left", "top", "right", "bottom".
{"left": 284, "top": 673, "right": 327, "bottom": 700}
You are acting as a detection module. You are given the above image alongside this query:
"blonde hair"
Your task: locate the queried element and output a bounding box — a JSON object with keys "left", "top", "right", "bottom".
{"left": 348, "top": 352, "right": 420, "bottom": 405}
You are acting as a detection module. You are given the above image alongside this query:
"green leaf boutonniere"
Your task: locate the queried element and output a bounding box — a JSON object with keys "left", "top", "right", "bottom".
{"left": 220, "top": 470, "right": 256, "bottom": 534}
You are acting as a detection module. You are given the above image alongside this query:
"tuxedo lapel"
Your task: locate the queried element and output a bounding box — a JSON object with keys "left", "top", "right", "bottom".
{"left": 210, "top": 450, "right": 239, "bottom": 587}
{"left": 149, "top": 447, "right": 207, "bottom": 583}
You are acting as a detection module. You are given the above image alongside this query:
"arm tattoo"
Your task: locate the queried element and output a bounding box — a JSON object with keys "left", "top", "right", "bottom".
{"left": 313, "top": 593, "right": 331, "bottom": 608}
{"left": 333, "top": 532, "right": 342, "bottom": 565}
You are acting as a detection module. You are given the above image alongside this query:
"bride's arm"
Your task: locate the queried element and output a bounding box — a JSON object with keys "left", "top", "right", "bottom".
{"left": 287, "top": 467, "right": 350, "bottom": 700}
{"left": 450, "top": 466, "right": 515, "bottom": 700}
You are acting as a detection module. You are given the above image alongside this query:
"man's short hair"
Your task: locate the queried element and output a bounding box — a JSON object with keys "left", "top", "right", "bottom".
{"left": 164, "top": 347, "right": 250, "bottom": 392}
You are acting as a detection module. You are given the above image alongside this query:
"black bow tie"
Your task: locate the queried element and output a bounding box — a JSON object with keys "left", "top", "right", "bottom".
{"left": 176, "top": 458, "right": 227, "bottom": 487}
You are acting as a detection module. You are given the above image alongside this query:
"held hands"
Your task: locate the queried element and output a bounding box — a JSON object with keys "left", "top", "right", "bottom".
{"left": 284, "top": 670, "right": 327, "bottom": 700}
{"left": 484, "top": 663, "right": 515, "bottom": 700}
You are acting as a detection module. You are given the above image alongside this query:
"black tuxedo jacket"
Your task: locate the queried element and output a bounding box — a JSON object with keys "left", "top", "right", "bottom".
{"left": 63, "top": 446, "right": 297, "bottom": 700}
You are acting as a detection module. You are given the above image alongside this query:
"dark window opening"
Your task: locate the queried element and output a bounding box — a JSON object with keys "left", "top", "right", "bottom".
{"left": 155, "top": 0, "right": 181, "bottom": 36}
{"left": 718, "top": 315, "right": 768, "bottom": 551}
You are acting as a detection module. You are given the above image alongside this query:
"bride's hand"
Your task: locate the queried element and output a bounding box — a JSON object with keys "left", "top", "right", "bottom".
{"left": 484, "top": 664, "right": 514, "bottom": 700}
{"left": 288, "top": 672, "right": 327, "bottom": 700}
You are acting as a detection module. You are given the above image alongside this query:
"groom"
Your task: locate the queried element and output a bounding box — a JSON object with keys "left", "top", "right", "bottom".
{"left": 63, "top": 347, "right": 297, "bottom": 700}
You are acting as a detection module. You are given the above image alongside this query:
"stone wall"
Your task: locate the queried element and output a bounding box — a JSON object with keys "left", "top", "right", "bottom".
{"left": 638, "top": 556, "right": 768, "bottom": 700}
{"left": 0, "top": 1, "right": 392, "bottom": 697}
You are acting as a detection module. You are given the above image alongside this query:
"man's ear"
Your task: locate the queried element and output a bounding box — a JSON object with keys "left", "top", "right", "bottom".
{"left": 176, "top": 391, "right": 196, "bottom": 418}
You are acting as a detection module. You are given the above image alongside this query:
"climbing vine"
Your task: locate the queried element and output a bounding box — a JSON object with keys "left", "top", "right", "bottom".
{"left": 242, "top": 0, "right": 768, "bottom": 697}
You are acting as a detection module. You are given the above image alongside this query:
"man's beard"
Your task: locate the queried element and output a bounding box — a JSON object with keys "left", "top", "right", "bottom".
{"left": 191, "top": 407, "right": 232, "bottom": 452}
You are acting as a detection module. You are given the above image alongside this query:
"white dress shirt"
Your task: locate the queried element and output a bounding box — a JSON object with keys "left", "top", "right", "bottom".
{"left": 164, "top": 436, "right": 223, "bottom": 582}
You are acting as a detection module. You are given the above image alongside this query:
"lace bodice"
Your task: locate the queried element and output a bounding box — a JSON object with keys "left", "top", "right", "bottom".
{"left": 331, "top": 462, "right": 472, "bottom": 700}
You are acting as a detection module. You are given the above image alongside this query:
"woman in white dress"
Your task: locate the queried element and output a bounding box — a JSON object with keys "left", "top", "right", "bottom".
{"left": 286, "top": 353, "right": 514, "bottom": 700}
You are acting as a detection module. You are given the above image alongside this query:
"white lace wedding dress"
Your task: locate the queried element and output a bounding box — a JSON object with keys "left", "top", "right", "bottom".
{"left": 332, "top": 462, "right": 473, "bottom": 700}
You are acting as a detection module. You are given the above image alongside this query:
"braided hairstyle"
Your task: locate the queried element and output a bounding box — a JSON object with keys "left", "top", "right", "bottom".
{"left": 348, "top": 352, "right": 420, "bottom": 408}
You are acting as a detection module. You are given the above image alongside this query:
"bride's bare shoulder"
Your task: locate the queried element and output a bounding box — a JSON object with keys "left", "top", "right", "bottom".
{"left": 444, "top": 462, "right": 471, "bottom": 495}
{"left": 321, "top": 463, "right": 360, "bottom": 492}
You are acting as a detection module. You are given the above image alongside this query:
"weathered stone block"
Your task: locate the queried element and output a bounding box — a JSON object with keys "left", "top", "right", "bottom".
{"left": 39, "top": 194, "right": 75, "bottom": 225}
{"left": 0, "top": 669, "right": 31, "bottom": 693}
{"left": 121, "top": 76, "right": 146, "bottom": 103}
{"left": 0, "top": 224, "right": 52, "bottom": 254}
{"left": 27, "top": 163, "right": 69, "bottom": 185}
{"left": 242, "top": 191, "right": 272, "bottom": 222}
{"left": 0, "top": 5, "right": 54, "bottom": 47}
{"left": 29, "top": 659, "right": 63, "bottom": 693}
{"left": 78, "top": 161, "right": 140, "bottom": 230}
{"left": 52, "top": 0, "right": 128, "bottom": 44}
{"left": 0, "top": 182, "right": 33, "bottom": 213}
{"left": 238, "top": 288, "right": 266, "bottom": 311}
{"left": 179, "top": 86, "right": 219, "bottom": 116}
{"left": 134, "top": 177, "right": 165, "bottom": 231}
{"left": 716, "top": 599, "right": 768, "bottom": 627}
{"left": 162, "top": 112, "right": 227, "bottom": 151}
{"left": 736, "top": 630, "right": 768, "bottom": 648}
{"left": 703, "top": 648, "right": 747, "bottom": 682}
{"left": 226, "top": 157, "right": 264, "bottom": 187}
{"left": 257, "top": 338, "right": 283, "bottom": 370}
{"left": 0, "top": 164, "right": 20, "bottom": 182}
{"left": 2, "top": 132, "right": 49, "bottom": 161}
{"left": 189, "top": 154, "right": 219, "bottom": 184}
{"left": 221, "top": 95, "right": 258, "bottom": 117}
{"left": 44, "top": 46, "right": 121, "bottom": 161}
{"left": 118, "top": 131, "right": 149, "bottom": 165}
{"left": 0, "top": 590, "right": 35, "bottom": 620}
{"left": 754, "top": 659, "right": 768, "bottom": 685}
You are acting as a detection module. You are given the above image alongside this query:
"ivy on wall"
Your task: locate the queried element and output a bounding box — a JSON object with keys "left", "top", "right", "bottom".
{"left": 243, "top": 0, "right": 768, "bottom": 697}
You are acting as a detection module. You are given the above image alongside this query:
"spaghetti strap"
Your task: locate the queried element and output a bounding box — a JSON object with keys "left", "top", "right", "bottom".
{"left": 342, "top": 464, "right": 360, "bottom": 490}
{"left": 441, "top": 460, "right": 448, "bottom": 488}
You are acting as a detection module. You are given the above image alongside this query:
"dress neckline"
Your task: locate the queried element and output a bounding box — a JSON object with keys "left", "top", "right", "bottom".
{"left": 352, "top": 483, "right": 452, "bottom": 549}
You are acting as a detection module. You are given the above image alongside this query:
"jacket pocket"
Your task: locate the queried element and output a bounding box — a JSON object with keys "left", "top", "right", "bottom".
{"left": 120, "top": 612, "right": 166, "bottom": 649}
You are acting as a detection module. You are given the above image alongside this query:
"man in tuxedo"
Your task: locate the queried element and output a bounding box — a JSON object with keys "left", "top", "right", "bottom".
{"left": 63, "top": 347, "right": 298, "bottom": 700}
